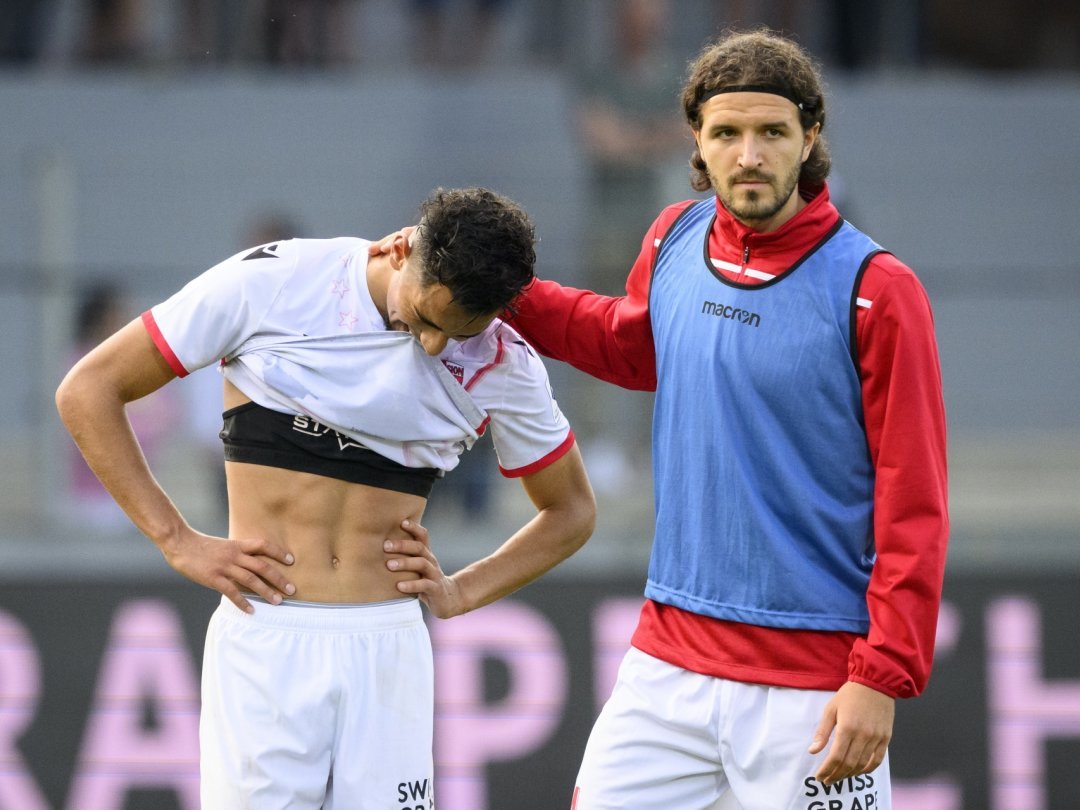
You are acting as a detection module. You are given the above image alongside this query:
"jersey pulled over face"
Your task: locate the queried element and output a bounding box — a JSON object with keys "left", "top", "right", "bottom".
{"left": 386, "top": 261, "right": 499, "bottom": 357}
{"left": 144, "top": 236, "right": 573, "bottom": 477}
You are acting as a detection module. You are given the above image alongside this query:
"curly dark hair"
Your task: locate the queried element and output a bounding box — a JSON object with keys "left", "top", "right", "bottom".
{"left": 411, "top": 187, "right": 537, "bottom": 318}
{"left": 681, "top": 29, "right": 831, "bottom": 192}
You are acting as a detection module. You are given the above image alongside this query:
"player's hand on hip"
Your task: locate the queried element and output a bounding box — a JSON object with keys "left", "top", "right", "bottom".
{"left": 808, "top": 680, "right": 894, "bottom": 786}
{"left": 161, "top": 527, "right": 296, "bottom": 614}
{"left": 384, "top": 518, "right": 464, "bottom": 619}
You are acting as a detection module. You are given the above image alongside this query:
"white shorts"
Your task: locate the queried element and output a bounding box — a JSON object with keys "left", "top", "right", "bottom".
{"left": 200, "top": 595, "right": 435, "bottom": 810}
{"left": 572, "top": 647, "right": 891, "bottom": 810}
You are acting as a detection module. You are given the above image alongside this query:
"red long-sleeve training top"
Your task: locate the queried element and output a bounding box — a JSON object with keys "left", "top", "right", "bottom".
{"left": 511, "top": 184, "right": 949, "bottom": 698}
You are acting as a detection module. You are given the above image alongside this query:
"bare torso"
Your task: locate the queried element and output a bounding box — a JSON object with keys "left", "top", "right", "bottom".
{"left": 223, "top": 380, "right": 427, "bottom": 603}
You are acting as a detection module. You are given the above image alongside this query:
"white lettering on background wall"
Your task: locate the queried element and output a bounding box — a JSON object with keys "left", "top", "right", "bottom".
{"left": 0, "top": 609, "right": 50, "bottom": 810}
{"left": 988, "top": 597, "right": 1080, "bottom": 810}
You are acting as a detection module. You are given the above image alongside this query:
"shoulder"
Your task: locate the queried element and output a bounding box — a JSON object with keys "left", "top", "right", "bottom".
{"left": 269, "top": 236, "right": 367, "bottom": 269}
{"left": 864, "top": 251, "right": 918, "bottom": 281}
{"left": 206, "top": 237, "right": 303, "bottom": 281}
{"left": 856, "top": 252, "right": 937, "bottom": 335}
{"left": 441, "top": 320, "right": 551, "bottom": 389}
{"left": 652, "top": 199, "right": 703, "bottom": 235}
{"left": 859, "top": 252, "right": 931, "bottom": 306}
{"left": 488, "top": 320, "right": 546, "bottom": 368}
{"left": 217, "top": 237, "right": 369, "bottom": 294}
{"left": 457, "top": 320, "right": 544, "bottom": 370}
{"left": 638, "top": 199, "right": 707, "bottom": 260}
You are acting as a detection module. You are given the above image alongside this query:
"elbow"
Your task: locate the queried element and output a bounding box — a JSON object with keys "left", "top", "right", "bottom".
{"left": 566, "top": 490, "right": 598, "bottom": 555}
{"left": 54, "top": 369, "right": 82, "bottom": 430}
{"left": 540, "top": 491, "right": 596, "bottom": 564}
{"left": 55, "top": 365, "right": 102, "bottom": 436}
{"left": 581, "top": 493, "right": 598, "bottom": 543}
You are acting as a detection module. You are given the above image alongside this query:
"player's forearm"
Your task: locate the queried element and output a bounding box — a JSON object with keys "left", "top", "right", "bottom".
{"left": 512, "top": 279, "right": 656, "bottom": 390}
{"left": 449, "top": 495, "right": 595, "bottom": 614}
{"left": 55, "top": 367, "right": 189, "bottom": 550}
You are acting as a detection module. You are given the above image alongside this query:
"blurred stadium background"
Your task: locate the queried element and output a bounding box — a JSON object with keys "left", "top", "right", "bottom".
{"left": 1, "top": 0, "right": 1078, "bottom": 808}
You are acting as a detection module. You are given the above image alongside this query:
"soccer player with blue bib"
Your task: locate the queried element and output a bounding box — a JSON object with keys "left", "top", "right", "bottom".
{"left": 511, "top": 30, "right": 949, "bottom": 809}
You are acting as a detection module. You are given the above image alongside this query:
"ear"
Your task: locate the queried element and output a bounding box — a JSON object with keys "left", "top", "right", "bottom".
{"left": 389, "top": 230, "right": 412, "bottom": 269}
{"left": 802, "top": 122, "right": 821, "bottom": 162}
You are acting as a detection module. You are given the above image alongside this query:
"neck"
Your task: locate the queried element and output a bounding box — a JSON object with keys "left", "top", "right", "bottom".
{"left": 366, "top": 252, "right": 392, "bottom": 323}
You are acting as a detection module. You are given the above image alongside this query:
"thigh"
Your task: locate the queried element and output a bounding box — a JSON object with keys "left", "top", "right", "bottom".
{"left": 719, "top": 682, "right": 891, "bottom": 810}
{"left": 199, "top": 602, "right": 335, "bottom": 810}
{"left": 573, "top": 648, "right": 730, "bottom": 810}
{"left": 325, "top": 617, "right": 435, "bottom": 810}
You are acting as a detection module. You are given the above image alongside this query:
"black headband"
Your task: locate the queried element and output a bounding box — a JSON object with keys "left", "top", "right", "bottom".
{"left": 698, "top": 84, "right": 816, "bottom": 113}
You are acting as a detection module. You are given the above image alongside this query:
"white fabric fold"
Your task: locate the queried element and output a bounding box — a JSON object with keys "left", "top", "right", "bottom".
{"left": 222, "top": 331, "right": 486, "bottom": 470}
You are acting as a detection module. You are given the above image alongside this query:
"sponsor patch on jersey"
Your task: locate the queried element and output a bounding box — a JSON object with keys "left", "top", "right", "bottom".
{"left": 442, "top": 361, "right": 465, "bottom": 385}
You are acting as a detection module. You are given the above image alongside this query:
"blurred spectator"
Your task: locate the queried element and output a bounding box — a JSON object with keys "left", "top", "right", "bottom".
{"left": 569, "top": 0, "right": 688, "bottom": 481}
{"left": 260, "top": 0, "right": 361, "bottom": 67}
{"left": 708, "top": 1, "right": 907, "bottom": 72}
{"left": 927, "top": 0, "right": 1080, "bottom": 70}
{"left": 574, "top": 0, "right": 689, "bottom": 295}
{"left": 60, "top": 0, "right": 362, "bottom": 69}
{"left": 64, "top": 280, "right": 180, "bottom": 529}
{"left": 712, "top": 0, "right": 800, "bottom": 36}
{"left": 78, "top": 0, "right": 149, "bottom": 63}
{"left": 181, "top": 0, "right": 242, "bottom": 65}
{"left": 410, "top": 0, "right": 512, "bottom": 68}
{"left": 821, "top": 0, "right": 925, "bottom": 72}
{"left": 181, "top": 0, "right": 360, "bottom": 67}
{"left": 523, "top": 0, "right": 571, "bottom": 66}
{"left": 828, "top": 0, "right": 882, "bottom": 70}
{"left": 0, "top": 0, "right": 54, "bottom": 63}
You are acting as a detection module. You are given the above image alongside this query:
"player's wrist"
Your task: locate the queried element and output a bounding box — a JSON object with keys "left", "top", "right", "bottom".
{"left": 446, "top": 573, "right": 473, "bottom": 617}
{"left": 152, "top": 517, "right": 196, "bottom": 560}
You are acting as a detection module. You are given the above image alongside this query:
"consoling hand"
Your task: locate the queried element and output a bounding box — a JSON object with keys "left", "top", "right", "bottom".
{"left": 367, "top": 226, "right": 417, "bottom": 257}
{"left": 384, "top": 518, "right": 466, "bottom": 619}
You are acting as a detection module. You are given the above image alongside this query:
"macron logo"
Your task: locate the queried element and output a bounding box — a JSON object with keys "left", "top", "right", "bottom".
{"left": 700, "top": 300, "right": 761, "bottom": 328}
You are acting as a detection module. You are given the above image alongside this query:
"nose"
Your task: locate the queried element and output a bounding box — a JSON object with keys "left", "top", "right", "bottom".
{"left": 737, "top": 133, "right": 762, "bottom": 167}
{"left": 419, "top": 329, "right": 449, "bottom": 356}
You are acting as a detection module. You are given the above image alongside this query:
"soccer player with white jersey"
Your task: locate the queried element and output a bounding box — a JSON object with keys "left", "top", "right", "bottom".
{"left": 55, "top": 187, "right": 596, "bottom": 808}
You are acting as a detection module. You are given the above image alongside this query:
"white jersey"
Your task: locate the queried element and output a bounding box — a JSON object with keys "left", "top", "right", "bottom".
{"left": 144, "top": 237, "right": 573, "bottom": 475}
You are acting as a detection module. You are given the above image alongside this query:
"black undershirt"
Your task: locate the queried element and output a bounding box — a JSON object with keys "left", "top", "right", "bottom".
{"left": 220, "top": 401, "right": 439, "bottom": 498}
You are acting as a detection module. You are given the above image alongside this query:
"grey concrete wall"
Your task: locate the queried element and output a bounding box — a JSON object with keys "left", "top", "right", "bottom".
{"left": 4, "top": 70, "right": 1078, "bottom": 429}
{"left": 2, "top": 68, "right": 1078, "bottom": 562}
{"left": 0, "top": 70, "right": 586, "bottom": 281}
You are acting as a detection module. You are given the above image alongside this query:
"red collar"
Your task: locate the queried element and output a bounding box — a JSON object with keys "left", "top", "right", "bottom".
{"left": 711, "top": 183, "right": 842, "bottom": 263}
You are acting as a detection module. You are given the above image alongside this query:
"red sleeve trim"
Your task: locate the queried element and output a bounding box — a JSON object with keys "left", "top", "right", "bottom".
{"left": 140, "top": 310, "right": 189, "bottom": 378}
{"left": 498, "top": 430, "right": 575, "bottom": 478}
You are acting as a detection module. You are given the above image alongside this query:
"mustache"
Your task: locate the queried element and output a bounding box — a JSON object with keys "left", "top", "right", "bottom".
{"left": 730, "top": 170, "right": 773, "bottom": 183}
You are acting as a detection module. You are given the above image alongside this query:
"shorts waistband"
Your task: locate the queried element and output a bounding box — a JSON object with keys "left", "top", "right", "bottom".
{"left": 216, "top": 594, "right": 423, "bottom": 632}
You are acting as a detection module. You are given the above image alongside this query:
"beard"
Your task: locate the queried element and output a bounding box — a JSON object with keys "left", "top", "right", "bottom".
{"left": 713, "top": 158, "right": 803, "bottom": 226}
